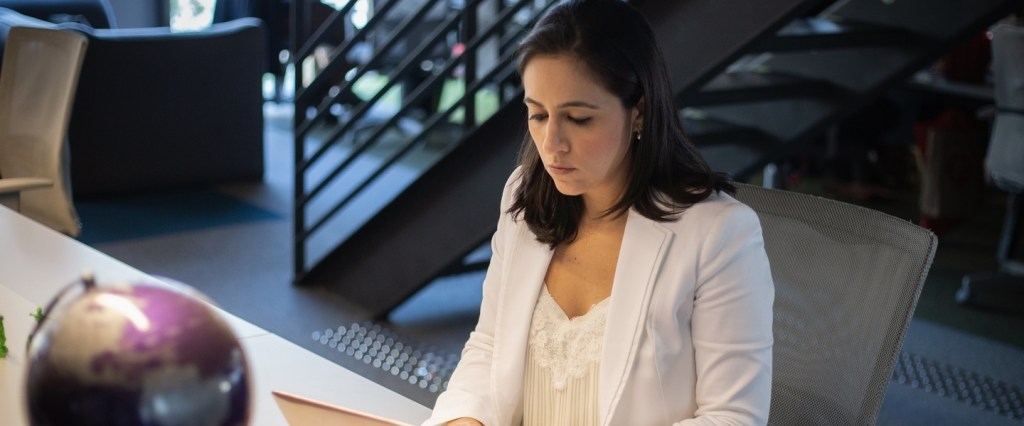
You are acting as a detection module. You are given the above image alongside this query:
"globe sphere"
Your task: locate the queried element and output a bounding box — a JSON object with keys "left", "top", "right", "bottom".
{"left": 24, "top": 277, "right": 251, "bottom": 426}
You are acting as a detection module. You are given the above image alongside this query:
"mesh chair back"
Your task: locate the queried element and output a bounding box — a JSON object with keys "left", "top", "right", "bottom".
{"left": 734, "top": 184, "right": 937, "bottom": 425}
{"left": 0, "top": 26, "right": 87, "bottom": 236}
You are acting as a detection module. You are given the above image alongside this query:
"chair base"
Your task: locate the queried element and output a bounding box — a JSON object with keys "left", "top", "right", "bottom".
{"left": 956, "top": 270, "right": 1024, "bottom": 313}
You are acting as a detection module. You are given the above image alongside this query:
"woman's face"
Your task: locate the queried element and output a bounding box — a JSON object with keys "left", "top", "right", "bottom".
{"left": 523, "top": 54, "right": 640, "bottom": 208}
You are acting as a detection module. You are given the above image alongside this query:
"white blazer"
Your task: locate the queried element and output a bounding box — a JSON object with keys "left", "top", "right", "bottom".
{"left": 425, "top": 170, "right": 774, "bottom": 426}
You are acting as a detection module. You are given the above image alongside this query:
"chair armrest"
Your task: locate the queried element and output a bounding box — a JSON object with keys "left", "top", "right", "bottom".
{"left": 0, "top": 177, "right": 53, "bottom": 194}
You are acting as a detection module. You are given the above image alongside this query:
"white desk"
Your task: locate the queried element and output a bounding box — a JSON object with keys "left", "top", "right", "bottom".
{"left": 0, "top": 206, "right": 431, "bottom": 425}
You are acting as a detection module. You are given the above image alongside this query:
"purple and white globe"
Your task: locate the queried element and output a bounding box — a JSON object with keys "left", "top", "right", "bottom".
{"left": 24, "top": 278, "right": 251, "bottom": 425}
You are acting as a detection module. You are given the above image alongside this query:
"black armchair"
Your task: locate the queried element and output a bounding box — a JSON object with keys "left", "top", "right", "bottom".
{"left": 65, "top": 18, "right": 267, "bottom": 196}
{"left": 0, "top": 8, "right": 266, "bottom": 197}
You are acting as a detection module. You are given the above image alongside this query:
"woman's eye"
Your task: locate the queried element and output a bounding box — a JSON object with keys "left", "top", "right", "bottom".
{"left": 568, "top": 116, "right": 592, "bottom": 125}
{"left": 528, "top": 113, "right": 548, "bottom": 122}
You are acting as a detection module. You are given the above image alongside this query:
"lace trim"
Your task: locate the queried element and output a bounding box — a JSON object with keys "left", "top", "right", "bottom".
{"left": 527, "top": 287, "right": 609, "bottom": 390}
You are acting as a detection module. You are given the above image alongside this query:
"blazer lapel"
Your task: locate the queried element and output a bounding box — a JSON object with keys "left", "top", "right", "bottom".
{"left": 599, "top": 210, "right": 672, "bottom": 425}
{"left": 491, "top": 223, "right": 551, "bottom": 425}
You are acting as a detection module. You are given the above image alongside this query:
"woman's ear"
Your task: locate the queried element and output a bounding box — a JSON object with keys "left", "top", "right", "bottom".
{"left": 632, "top": 96, "right": 645, "bottom": 129}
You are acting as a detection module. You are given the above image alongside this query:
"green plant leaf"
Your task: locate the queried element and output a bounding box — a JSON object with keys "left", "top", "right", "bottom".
{"left": 0, "top": 315, "right": 9, "bottom": 359}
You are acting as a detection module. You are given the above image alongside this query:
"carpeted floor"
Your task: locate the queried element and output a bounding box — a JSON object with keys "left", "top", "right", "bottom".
{"left": 77, "top": 102, "right": 1024, "bottom": 423}
{"left": 76, "top": 189, "right": 281, "bottom": 246}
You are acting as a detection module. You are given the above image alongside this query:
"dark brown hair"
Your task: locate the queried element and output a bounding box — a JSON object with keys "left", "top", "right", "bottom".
{"left": 510, "top": 0, "right": 734, "bottom": 247}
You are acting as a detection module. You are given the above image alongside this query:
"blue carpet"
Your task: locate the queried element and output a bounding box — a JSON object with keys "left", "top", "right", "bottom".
{"left": 75, "top": 189, "right": 281, "bottom": 245}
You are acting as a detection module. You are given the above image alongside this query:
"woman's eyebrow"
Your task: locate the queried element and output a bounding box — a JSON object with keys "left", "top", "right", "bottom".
{"left": 524, "top": 97, "right": 600, "bottom": 109}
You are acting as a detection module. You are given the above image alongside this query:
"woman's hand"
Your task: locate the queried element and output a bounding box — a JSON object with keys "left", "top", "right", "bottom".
{"left": 445, "top": 418, "right": 483, "bottom": 426}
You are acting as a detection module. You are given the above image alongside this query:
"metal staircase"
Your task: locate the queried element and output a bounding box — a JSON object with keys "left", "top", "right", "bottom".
{"left": 680, "top": 0, "right": 1021, "bottom": 179}
{"left": 291, "top": 0, "right": 1023, "bottom": 318}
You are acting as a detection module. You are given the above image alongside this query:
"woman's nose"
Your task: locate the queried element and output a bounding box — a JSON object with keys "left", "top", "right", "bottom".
{"left": 541, "top": 121, "right": 569, "bottom": 154}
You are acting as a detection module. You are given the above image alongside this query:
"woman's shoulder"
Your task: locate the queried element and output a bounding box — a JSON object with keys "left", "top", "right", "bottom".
{"left": 505, "top": 166, "right": 526, "bottom": 190}
{"left": 659, "top": 190, "right": 759, "bottom": 232}
{"left": 691, "top": 190, "right": 745, "bottom": 212}
{"left": 499, "top": 166, "right": 526, "bottom": 207}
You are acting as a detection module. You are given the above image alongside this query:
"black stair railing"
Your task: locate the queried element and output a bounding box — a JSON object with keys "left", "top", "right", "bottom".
{"left": 291, "top": 0, "right": 556, "bottom": 283}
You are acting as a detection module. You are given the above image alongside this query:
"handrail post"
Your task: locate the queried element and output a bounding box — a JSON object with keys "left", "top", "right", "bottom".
{"left": 291, "top": 0, "right": 309, "bottom": 283}
{"left": 463, "top": 1, "right": 478, "bottom": 129}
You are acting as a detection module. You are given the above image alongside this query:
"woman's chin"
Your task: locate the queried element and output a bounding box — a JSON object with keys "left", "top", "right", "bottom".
{"left": 551, "top": 181, "right": 584, "bottom": 197}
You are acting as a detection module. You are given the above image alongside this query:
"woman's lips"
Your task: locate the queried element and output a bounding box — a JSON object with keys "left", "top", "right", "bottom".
{"left": 547, "top": 165, "right": 575, "bottom": 175}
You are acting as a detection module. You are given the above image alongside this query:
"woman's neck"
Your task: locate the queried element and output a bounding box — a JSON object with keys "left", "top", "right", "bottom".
{"left": 579, "top": 207, "right": 628, "bottom": 232}
{"left": 581, "top": 185, "right": 626, "bottom": 223}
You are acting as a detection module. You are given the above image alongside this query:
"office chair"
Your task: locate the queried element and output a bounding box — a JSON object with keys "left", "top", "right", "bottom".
{"left": 957, "top": 20, "right": 1024, "bottom": 309}
{"left": 0, "top": 24, "right": 88, "bottom": 236}
{"left": 734, "top": 184, "right": 937, "bottom": 425}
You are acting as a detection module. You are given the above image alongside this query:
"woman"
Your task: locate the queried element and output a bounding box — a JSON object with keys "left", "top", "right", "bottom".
{"left": 425, "top": 1, "right": 773, "bottom": 424}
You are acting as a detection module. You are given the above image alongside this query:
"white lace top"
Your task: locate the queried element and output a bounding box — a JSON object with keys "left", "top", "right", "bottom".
{"left": 523, "top": 286, "right": 610, "bottom": 426}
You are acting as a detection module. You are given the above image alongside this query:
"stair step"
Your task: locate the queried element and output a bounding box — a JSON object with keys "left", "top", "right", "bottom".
{"left": 683, "top": 114, "right": 783, "bottom": 179}
{"left": 700, "top": 143, "right": 777, "bottom": 180}
{"left": 748, "top": 17, "right": 924, "bottom": 52}
{"left": 692, "top": 93, "right": 842, "bottom": 143}
{"left": 825, "top": 0, "right": 1017, "bottom": 40}
{"left": 686, "top": 71, "right": 846, "bottom": 107}
{"left": 906, "top": 70, "right": 994, "bottom": 109}
{"left": 684, "top": 114, "right": 780, "bottom": 147}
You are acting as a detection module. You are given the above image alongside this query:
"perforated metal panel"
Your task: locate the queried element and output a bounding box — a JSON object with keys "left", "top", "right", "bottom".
{"left": 312, "top": 322, "right": 460, "bottom": 394}
{"left": 893, "top": 350, "right": 1024, "bottom": 421}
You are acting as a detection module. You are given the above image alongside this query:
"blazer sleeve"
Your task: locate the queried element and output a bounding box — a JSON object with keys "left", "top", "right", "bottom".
{"left": 422, "top": 170, "right": 520, "bottom": 426}
{"left": 679, "top": 201, "right": 774, "bottom": 426}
